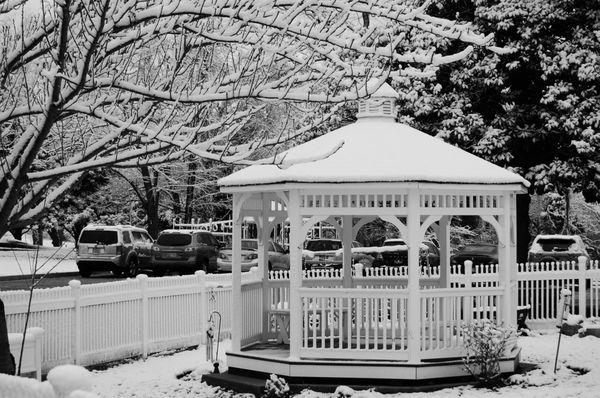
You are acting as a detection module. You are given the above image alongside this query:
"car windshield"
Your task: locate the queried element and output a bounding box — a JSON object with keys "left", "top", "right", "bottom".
{"left": 242, "top": 240, "right": 258, "bottom": 250}
{"left": 79, "top": 230, "right": 118, "bottom": 245}
{"left": 156, "top": 233, "right": 191, "bottom": 246}
{"left": 306, "top": 240, "right": 342, "bottom": 251}
{"left": 223, "top": 240, "right": 258, "bottom": 251}
{"left": 537, "top": 238, "right": 576, "bottom": 251}
{"left": 383, "top": 240, "right": 406, "bottom": 246}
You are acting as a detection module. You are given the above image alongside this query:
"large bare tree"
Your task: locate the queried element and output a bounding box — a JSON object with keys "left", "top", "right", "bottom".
{"left": 0, "top": 0, "right": 505, "bottom": 239}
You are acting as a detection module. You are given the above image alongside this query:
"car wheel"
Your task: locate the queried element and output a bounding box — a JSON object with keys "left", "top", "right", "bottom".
{"left": 126, "top": 257, "right": 139, "bottom": 277}
{"left": 153, "top": 269, "right": 166, "bottom": 277}
{"left": 78, "top": 267, "right": 92, "bottom": 278}
{"left": 540, "top": 257, "right": 556, "bottom": 264}
{"left": 268, "top": 262, "right": 273, "bottom": 271}
{"left": 112, "top": 269, "right": 124, "bottom": 277}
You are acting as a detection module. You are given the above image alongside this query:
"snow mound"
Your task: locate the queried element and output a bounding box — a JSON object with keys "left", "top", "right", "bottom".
{"left": 47, "top": 365, "right": 95, "bottom": 398}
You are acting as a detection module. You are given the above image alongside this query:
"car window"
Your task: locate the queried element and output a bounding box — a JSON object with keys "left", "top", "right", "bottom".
{"left": 122, "top": 231, "right": 132, "bottom": 244}
{"left": 198, "top": 233, "right": 214, "bottom": 245}
{"left": 305, "top": 240, "right": 342, "bottom": 251}
{"left": 537, "top": 238, "right": 577, "bottom": 251}
{"left": 210, "top": 235, "right": 220, "bottom": 246}
{"left": 383, "top": 240, "right": 405, "bottom": 246}
{"left": 79, "top": 230, "right": 118, "bottom": 245}
{"left": 157, "top": 233, "right": 191, "bottom": 246}
{"left": 142, "top": 232, "right": 153, "bottom": 243}
{"left": 131, "top": 231, "right": 144, "bottom": 242}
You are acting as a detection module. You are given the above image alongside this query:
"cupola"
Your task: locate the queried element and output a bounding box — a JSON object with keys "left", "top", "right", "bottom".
{"left": 356, "top": 82, "right": 399, "bottom": 121}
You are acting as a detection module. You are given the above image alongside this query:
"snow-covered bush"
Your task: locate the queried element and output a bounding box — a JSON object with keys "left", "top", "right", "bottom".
{"left": 0, "top": 364, "right": 97, "bottom": 398}
{"left": 462, "top": 320, "right": 516, "bottom": 388}
{"left": 262, "top": 374, "right": 290, "bottom": 398}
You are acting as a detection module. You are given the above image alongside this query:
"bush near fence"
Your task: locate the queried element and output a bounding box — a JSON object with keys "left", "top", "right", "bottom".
{"left": 2, "top": 259, "right": 600, "bottom": 373}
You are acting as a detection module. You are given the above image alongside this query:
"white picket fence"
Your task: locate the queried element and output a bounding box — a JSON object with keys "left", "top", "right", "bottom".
{"left": 1, "top": 269, "right": 261, "bottom": 373}
{"left": 3, "top": 259, "right": 600, "bottom": 373}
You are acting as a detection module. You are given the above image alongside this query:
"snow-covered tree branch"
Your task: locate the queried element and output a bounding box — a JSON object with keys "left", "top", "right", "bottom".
{"left": 0, "top": 0, "right": 503, "bottom": 235}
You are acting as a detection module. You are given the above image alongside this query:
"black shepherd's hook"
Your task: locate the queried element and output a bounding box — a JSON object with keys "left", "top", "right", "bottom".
{"left": 208, "top": 311, "right": 222, "bottom": 374}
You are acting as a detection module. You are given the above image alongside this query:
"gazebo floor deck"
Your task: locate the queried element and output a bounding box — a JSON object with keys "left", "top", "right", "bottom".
{"left": 225, "top": 341, "right": 520, "bottom": 382}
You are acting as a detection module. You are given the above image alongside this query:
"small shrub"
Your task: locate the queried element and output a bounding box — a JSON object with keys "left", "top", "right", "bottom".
{"left": 262, "top": 374, "right": 290, "bottom": 398}
{"left": 462, "top": 320, "right": 516, "bottom": 388}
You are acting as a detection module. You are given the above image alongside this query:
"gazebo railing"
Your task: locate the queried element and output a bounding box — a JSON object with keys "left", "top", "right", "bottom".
{"left": 298, "top": 287, "right": 409, "bottom": 360}
{"left": 240, "top": 280, "right": 263, "bottom": 347}
{"left": 295, "top": 286, "right": 505, "bottom": 361}
{"left": 419, "top": 287, "right": 504, "bottom": 359}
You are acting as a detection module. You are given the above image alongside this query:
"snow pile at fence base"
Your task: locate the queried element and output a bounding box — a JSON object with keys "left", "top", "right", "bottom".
{"left": 0, "top": 365, "right": 97, "bottom": 398}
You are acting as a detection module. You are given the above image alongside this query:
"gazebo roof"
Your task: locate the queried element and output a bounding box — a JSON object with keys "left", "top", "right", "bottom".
{"left": 219, "top": 84, "right": 529, "bottom": 190}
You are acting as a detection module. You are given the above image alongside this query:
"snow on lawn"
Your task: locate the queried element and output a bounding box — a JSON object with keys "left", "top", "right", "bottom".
{"left": 0, "top": 232, "right": 77, "bottom": 276}
{"left": 0, "top": 245, "right": 77, "bottom": 276}
{"left": 91, "top": 332, "right": 600, "bottom": 398}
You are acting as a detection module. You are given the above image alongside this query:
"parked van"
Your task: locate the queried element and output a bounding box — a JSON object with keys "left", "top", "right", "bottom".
{"left": 76, "top": 225, "right": 154, "bottom": 277}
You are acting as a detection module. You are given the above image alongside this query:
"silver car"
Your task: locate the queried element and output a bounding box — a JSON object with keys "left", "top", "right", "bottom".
{"left": 217, "top": 239, "right": 289, "bottom": 272}
{"left": 76, "top": 225, "right": 153, "bottom": 277}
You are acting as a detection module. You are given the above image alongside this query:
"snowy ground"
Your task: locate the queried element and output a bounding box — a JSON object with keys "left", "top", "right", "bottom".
{"left": 0, "top": 245, "right": 77, "bottom": 276}
{"left": 90, "top": 332, "right": 600, "bottom": 398}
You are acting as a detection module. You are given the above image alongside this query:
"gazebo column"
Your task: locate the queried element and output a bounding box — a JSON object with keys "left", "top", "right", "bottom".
{"left": 231, "top": 194, "right": 244, "bottom": 352}
{"left": 288, "top": 190, "right": 303, "bottom": 360}
{"left": 407, "top": 188, "right": 421, "bottom": 363}
{"left": 438, "top": 216, "right": 450, "bottom": 288}
{"left": 260, "top": 194, "right": 271, "bottom": 342}
{"left": 342, "top": 215, "right": 353, "bottom": 288}
{"left": 499, "top": 194, "right": 515, "bottom": 328}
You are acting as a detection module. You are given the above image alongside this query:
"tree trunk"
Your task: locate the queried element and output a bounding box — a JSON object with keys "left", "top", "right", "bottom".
{"left": 184, "top": 162, "right": 197, "bottom": 223}
{"left": 140, "top": 166, "right": 161, "bottom": 239}
{"left": 0, "top": 299, "right": 15, "bottom": 375}
{"left": 48, "top": 222, "right": 64, "bottom": 247}
{"left": 32, "top": 223, "right": 44, "bottom": 246}
{"left": 516, "top": 194, "right": 531, "bottom": 263}
{"left": 563, "top": 189, "right": 571, "bottom": 234}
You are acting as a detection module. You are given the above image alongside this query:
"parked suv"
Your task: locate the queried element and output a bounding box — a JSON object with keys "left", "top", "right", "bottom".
{"left": 527, "top": 234, "right": 590, "bottom": 264}
{"left": 150, "top": 230, "right": 220, "bottom": 275}
{"left": 302, "top": 239, "right": 374, "bottom": 269}
{"left": 217, "top": 239, "right": 290, "bottom": 272}
{"left": 76, "top": 225, "right": 154, "bottom": 278}
{"left": 379, "top": 239, "right": 438, "bottom": 268}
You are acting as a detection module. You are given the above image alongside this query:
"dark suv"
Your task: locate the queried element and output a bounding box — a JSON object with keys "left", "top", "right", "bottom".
{"left": 76, "top": 225, "right": 154, "bottom": 277}
{"left": 527, "top": 235, "right": 590, "bottom": 264}
{"left": 150, "top": 230, "right": 220, "bottom": 275}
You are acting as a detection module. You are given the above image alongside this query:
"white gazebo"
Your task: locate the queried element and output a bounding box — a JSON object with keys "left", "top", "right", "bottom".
{"left": 218, "top": 83, "right": 529, "bottom": 381}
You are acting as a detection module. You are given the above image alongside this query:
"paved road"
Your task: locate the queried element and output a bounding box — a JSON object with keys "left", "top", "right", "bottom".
{"left": 0, "top": 272, "right": 127, "bottom": 291}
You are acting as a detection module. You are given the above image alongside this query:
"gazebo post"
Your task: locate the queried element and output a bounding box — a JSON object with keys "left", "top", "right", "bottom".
{"left": 500, "top": 193, "right": 515, "bottom": 327}
{"left": 231, "top": 194, "right": 243, "bottom": 353}
{"left": 288, "top": 190, "right": 303, "bottom": 360}
{"left": 438, "top": 216, "right": 450, "bottom": 288}
{"left": 407, "top": 188, "right": 421, "bottom": 363}
{"left": 342, "top": 215, "right": 353, "bottom": 287}
{"left": 260, "top": 194, "right": 271, "bottom": 342}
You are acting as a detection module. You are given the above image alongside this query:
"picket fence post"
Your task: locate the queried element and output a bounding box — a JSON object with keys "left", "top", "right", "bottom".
{"left": 196, "top": 271, "right": 208, "bottom": 345}
{"left": 578, "top": 256, "right": 587, "bottom": 317}
{"left": 68, "top": 280, "right": 81, "bottom": 365}
{"left": 137, "top": 274, "right": 149, "bottom": 359}
{"left": 464, "top": 260, "right": 473, "bottom": 288}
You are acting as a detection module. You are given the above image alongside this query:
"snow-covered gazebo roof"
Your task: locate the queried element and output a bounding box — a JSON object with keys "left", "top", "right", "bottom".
{"left": 219, "top": 83, "right": 529, "bottom": 190}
